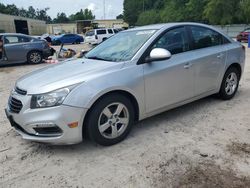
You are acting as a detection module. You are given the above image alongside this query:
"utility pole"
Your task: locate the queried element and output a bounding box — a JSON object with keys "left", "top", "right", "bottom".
{"left": 103, "top": 0, "right": 106, "bottom": 19}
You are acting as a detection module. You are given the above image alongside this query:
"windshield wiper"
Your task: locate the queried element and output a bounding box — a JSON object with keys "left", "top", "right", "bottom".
{"left": 86, "top": 56, "right": 111, "bottom": 62}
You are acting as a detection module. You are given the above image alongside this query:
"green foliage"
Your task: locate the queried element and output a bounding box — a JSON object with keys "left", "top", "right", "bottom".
{"left": 68, "top": 9, "right": 95, "bottom": 22}
{"left": 0, "top": 3, "right": 52, "bottom": 23}
{"left": 0, "top": 3, "right": 95, "bottom": 24}
{"left": 137, "top": 10, "right": 161, "bottom": 25}
{"left": 116, "top": 14, "right": 124, "bottom": 19}
{"left": 239, "top": 0, "right": 250, "bottom": 24}
{"left": 124, "top": 0, "right": 250, "bottom": 26}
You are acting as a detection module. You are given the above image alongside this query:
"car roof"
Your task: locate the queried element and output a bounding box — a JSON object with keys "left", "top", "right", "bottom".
{"left": 0, "top": 33, "right": 31, "bottom": 37}
{"left": 127, "top": 22, "right": 220, "bottom": 31}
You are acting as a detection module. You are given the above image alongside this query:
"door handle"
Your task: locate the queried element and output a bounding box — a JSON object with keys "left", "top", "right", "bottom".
{"left": 184, "top": 63, "right": 192, "bottom": 69}
{"left": 217, "top": 53, "right": 224, "bottom": 59}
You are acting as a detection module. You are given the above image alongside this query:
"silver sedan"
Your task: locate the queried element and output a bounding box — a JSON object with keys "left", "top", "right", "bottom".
{"left": 5, "top": 23, "right": 245, "bottom": 145}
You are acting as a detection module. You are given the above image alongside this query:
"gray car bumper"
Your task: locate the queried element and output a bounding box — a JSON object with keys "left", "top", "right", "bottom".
{"left": 5, "top": 105, "right": 87, "bottom": 145}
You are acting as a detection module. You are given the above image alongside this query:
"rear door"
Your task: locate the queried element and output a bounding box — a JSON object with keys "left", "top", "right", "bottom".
{"left": 187, "top": 26, "right": 227, "bottom": 95}
{"left": 4, "top": 35, "right": 31, "bottom": 62}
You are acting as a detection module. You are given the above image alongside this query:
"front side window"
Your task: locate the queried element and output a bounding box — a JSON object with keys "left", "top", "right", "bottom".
{"left": 18, "top": 36, "right": 30, "bottom": 43}
{"left": 85, "top": 30, "right": 156, "bottom": 62}
{"left": 190, "top": 26, "right": 224, "bottom": 49}
{"left": 153, "top": 27, "right": 189, "bottom": 55}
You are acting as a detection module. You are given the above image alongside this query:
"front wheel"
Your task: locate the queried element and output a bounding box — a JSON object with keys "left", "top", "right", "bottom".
{"left": 218, "top": 67, "right": 240, "bottom": 100}
{"left": 86, "top": 94, "right": 135, "bottom": 146}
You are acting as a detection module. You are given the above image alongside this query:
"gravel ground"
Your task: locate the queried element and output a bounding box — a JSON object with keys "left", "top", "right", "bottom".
{"left": 0, "top": 44, "right": 250, "bottom": 188}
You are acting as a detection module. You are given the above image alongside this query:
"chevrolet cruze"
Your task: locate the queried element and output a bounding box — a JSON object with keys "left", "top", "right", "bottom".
{"left": 5, "top": 23, "right": 245, "bottom": 146}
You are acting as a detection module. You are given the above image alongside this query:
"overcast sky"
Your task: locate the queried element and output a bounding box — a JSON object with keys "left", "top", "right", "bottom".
{"left": 1, "top": 0, "right": 124, "bottom": 19}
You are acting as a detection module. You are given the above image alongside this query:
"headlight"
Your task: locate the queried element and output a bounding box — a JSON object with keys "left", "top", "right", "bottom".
{"left": 31, "top": 86, "right": 74, "bottom": 109}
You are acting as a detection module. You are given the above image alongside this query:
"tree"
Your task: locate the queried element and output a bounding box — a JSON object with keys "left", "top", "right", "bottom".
{"left": 69, "top": 9, "right": 95, "bottom": 21}
{"left": 53, "top": 13, "right": 69, "bottom": 23}
{"left": 123, "top": 0, "right": 144, "bottom": 26}
{"left": 136, "top": 10, "right": 161, "bottom": 25}
{"left": 116, "top": 14, "right": 124, "bottom": 19}
{"left": 36, "top": 7, "right": 52, "bottom": 23}
{"left": 203, "top": 0, "right": 240, "bottom": 25}
{"left": 239, "top": 0, "right": 250, "bottom": 24}
{"left": 0, "top": 3, "right": 52, "bottom": 23}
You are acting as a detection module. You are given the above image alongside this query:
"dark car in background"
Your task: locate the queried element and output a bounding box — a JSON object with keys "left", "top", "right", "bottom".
{"left": 237, "top": 28, "right": 250, "bottom": 42}
{"left": 0, "top": 33, "right": 52, "bottom": 65}
{"left": 51, "top": 34, "right": 84, "bottom": 45}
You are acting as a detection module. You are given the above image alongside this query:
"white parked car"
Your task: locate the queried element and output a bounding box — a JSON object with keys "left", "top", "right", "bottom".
{"left": 85, "top": 28, "right": 119, "bottom": 45}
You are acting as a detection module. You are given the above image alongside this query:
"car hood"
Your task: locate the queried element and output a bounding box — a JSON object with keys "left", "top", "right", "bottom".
{"left": 16, "top": 58, "right": 124, "bottom": 94}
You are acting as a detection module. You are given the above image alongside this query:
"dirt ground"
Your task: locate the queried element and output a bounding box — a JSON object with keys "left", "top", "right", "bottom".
{"left": 0, "top": 44, "right": 250, "bottom": 188}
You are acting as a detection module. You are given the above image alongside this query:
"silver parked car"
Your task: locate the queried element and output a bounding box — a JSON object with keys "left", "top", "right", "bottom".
{"left": 5, "top": 23, "right": 245, "bottom": 145}
{"left": 0, "top": 33, "right": 52, "bottom": 65}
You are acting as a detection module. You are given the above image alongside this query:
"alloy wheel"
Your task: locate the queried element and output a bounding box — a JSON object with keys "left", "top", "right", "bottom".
{"left": 98, "top": 103, "right": 129, "bottom": 139}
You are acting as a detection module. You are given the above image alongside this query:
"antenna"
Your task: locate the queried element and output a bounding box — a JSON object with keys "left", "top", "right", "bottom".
{"left": 103, "top": 0, "right": 106, "bottom": 19}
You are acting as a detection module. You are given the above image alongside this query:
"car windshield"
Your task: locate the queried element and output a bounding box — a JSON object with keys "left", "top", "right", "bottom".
{"left": 85, "top": 29, "right": 156, "bottom": 62}
{"left": 86, "top": 30, "right": 94, "bottom": 36}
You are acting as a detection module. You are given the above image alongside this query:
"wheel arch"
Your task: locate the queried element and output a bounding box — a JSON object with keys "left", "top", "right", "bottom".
{"left": 86, "top": 89, "right": 140, "bottom": 122}
{"left": 81, "top": 89, "right": 140, "bottom": 139}
{"left": 226, "top": 63, "right": 242, "bottom": 79}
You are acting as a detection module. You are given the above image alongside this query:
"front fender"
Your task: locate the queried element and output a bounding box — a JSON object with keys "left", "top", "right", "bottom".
{"left": 63, "top": 64, "right": 145, "bottom": 119}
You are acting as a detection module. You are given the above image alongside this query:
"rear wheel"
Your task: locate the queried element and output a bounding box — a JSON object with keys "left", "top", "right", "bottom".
{"left": 218, "top": 67, "right": 240, "bottom": 100}
{"left": 27, "top": 51, "right": 43, "bottom": 64}
{"left": 75, "top": 39, "right": 81, "bottom": 44}
{"left": 86, "top": 94, "right": 135, "bottom": 146}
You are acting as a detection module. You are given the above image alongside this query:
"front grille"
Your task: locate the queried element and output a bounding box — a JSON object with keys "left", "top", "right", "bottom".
{"left": 9, "top": 97, "right": 23, "bottom": 113}
{"left": 15, "top": 87, "right": 27, "bottom": 95}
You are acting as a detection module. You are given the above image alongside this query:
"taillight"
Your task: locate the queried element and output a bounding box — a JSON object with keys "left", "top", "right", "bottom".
{"left": 95, "top": 35, "right": 98, "bottom": 39}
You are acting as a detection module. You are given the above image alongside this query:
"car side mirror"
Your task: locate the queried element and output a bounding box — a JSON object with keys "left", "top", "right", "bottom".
{"left": 145, "top": 48, "right": 172, "bottom": 63}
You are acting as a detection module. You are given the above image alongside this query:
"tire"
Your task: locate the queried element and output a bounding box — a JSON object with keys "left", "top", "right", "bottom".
{"left": 53, "top": 40, "right": 61, "bottom": 45}
{"left": 102, "top": 38, "right": 107, "bottom": 42}
{"left": 218, "top": 67, "right": 240, "bottom": 100}
{"left": 86, "top": 94, "right": 135, "bottom": 146}
{"left": 27, "top": 51, "right": 43, "bottom": 64}
{"left": 75, "top": 40, "right": 81, "bottom": 44}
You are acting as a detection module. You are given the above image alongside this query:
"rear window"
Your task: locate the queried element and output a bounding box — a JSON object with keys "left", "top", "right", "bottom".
{"left": 86, "top": 31, "right": 94, "bottom": 36}
{"left": 97, "top": 30, "right": 107, "bottom": 35}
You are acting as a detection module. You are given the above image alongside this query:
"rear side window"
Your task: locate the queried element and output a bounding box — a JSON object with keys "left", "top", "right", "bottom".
{"left": 108, "top": 29, "right": 113, "bottom": 34}
{"left": 153, "top": 27, "right": 190, "bottom": 55}
{"left": 97, "top": 30, "right": 107, "bottom": 35}
{"left": 190, "top": 26, "right": 224, "bottom": 49}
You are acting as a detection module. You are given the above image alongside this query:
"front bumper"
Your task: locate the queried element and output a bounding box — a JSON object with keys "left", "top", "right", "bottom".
{"left": 5, "top": 95, "right": 88, "bottom": 145}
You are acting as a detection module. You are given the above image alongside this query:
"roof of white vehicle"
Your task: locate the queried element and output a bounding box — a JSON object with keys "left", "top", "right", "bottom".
{"left": 127, "top": 22, "right": 215, "bottom": 31}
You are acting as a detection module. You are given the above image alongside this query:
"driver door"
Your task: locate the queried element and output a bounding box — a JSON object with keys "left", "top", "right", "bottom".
{"left": 143, "top": 26, "right": 195, "bottom": 114}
